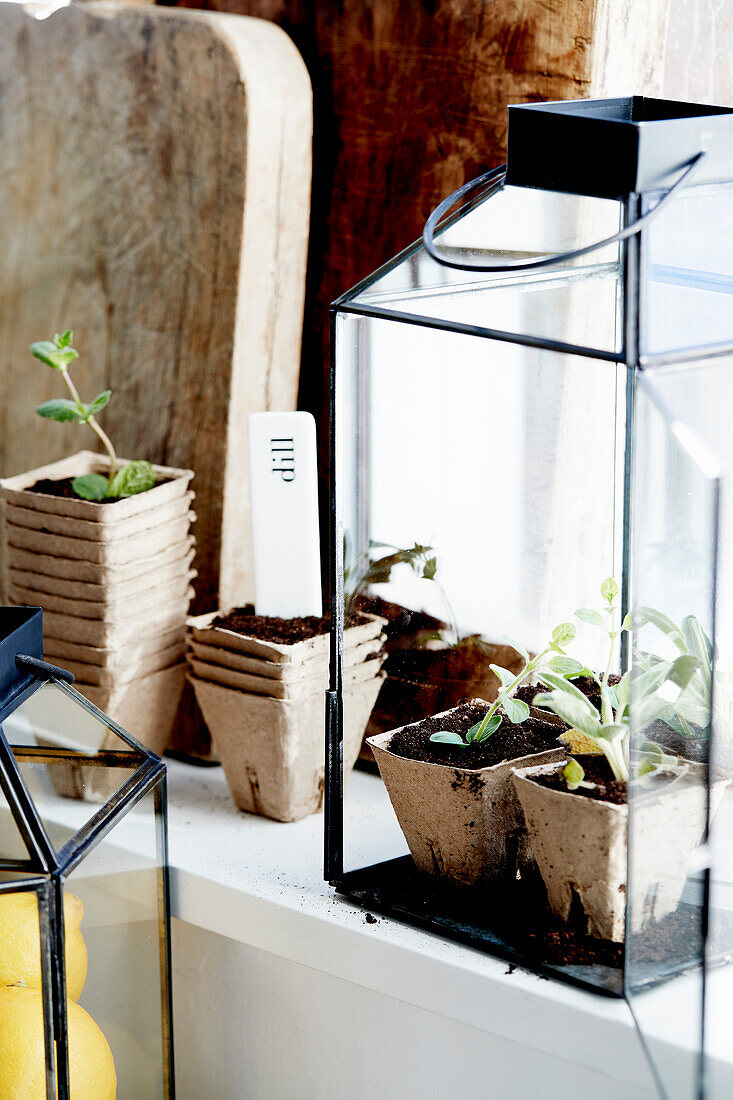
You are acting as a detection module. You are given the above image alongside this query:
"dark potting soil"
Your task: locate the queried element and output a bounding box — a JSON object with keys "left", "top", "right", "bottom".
{"left": 645, "top": 718, "right": 709, "bottom": 763}
{"left": 214, "top": 605, "right": 332, "bottom": 643}
{"left": 532, "top": 756, "right": 627, "bottom": 805}
{"left": 354, "top": 595, "right": 447, "bottom": 651}
{"left": 388, "top": 700, "right": 566, "bottom": 769}
{"left": 523, "top": 895, "right": 712, "bottom": 970}
{"left": 364, "top": 637, "right": 526, "bottom": 743}
{"left": 27, "top": 476, "right": 168, "bottom": 505}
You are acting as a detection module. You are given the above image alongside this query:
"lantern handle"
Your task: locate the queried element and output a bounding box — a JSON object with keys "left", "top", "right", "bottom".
{"left": 422, "top": 152, "right": 707, "bottom": 274}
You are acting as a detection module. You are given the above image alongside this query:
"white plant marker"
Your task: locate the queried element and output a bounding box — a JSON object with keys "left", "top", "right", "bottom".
{"left": 248, "top": 411, "right": 322, "bottom": 618}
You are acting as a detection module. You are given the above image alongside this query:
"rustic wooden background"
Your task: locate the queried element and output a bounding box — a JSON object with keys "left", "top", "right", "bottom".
{"left": 170, "top": 0, "right": 671, "bottom": 484}
{"left": 0, "top": 2, "right": 312, "bottom": 613}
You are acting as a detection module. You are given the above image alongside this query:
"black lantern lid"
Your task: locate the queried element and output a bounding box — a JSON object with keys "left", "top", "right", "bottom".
{"left": 506, "top": 95, "right": 733, "bottom": 200}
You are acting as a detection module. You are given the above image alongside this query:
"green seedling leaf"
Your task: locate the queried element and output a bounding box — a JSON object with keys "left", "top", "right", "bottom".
{"left": 503, "top": 697, "right": 530, "bottom": 725}
{"left": 107, "top": 460, "right": 156, "bottom": 498}
{"left": 537, "top": 671, "right": 596, "bottom": 705}
{"left": 551, "top": 622, "right": 576, "bottom": 647}
{"left": 490, "top": 664, "right": 517, "bottom": 690}
{"left": 30, "top": 340, "right": 79, "bottom": 370}
{"left": 55, "top": 330, "right": 73, "bottom": 348}
{"left": 549, "top": 655, "right": 585, "bottom": 677}
{"left": 503, "top": 635, "right": 529, "bottom": 661}
{"left": 72, "top": 473, "right": 108, "bottom": 501}
{"left": 636, "top": 606, "right": 686, "bottom": 650}
{"left": 575, "top": 608, "right": 605, "bottom": 627}
{"left": 36, "top": 398, "right": 83, "bottom": 422}
{"left": 668, "top": 654, "right": 703, "bottom": 690}
{"left": 595, "top": 723, "right": 625, "bottom": 742}
{"left": 429, "top": 732, "right": 468, "bottom": 746}
{"left": 533, "top": 690, "right": 602, "bottom": 739}
{"left": 82, "top": 390, "right": 111, "bottom": 420}
{"left": 562, "top": 758, "right": 586, "bottom": 791}
{"left": 621, "top": 611, "right": 633, "bottom": 632}
{"left": 603, "top": 685, "right": 619, "bottom": 710}
{"left": 422, "top": 557, "right": 437, "bottom": 580}
{"left": 470, "top": 713, "right": 502, "bottom": 743}
{"left": 601, "top": 577, "right": 619, "bottom": 603}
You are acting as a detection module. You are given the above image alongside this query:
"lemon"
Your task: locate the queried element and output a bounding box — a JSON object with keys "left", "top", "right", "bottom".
{"left": 0, "top": 985, "right": 116, "bottom": 1098}
{"left": 0, "top": 891, "right": 88, "bottom": 1001}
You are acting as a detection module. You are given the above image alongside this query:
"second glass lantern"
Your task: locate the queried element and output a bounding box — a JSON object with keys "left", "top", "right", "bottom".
{"left": 327, "top": 96, "right": 733, "bottom": 1100}
{"left": 0, "top": 605, "right": 173, "bottom": 1098}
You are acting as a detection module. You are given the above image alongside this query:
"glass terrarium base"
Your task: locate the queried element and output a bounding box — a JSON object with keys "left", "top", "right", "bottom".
{"left": 336, "top": 857, "right": 733, "bottom": 998}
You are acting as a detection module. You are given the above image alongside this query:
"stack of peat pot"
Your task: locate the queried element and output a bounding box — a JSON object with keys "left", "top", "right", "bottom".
{"left": 187, "top": 607, "right": 387, "bottom": 821}
{"left": 0, "top": 452, "right": 195, "bottom": 778}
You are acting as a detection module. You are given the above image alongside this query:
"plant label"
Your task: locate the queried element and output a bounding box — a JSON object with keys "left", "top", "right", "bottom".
{"left": 248, "top": 412, "right": 322, "bottom": 618}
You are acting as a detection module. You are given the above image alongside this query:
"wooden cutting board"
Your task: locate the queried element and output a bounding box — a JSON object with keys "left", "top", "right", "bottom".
{"left": 0, "top": 0, "right": 312, "bottom": 614}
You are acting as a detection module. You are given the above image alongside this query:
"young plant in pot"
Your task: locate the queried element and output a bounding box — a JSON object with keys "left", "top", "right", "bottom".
{"left": 367, "top": 619, "right": 583, "bottom": 888}
{"left": 0, "top": 330, "right": 195, "bottom": 777}
{"left": 633, "top": 607, "right": 733, "bottom": 764}
{"left": 188, "top": 603, "right": 388, "bottom": 821}
{"left": 350, "top": 542, "right": 532, "bottom": 748}
{"left": 513, "top": 578, "right": 724, "bottom": 942}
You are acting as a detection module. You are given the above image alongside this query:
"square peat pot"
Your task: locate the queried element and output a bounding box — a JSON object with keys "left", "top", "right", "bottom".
{"left": 325, "top": 95, "right": 733, "bottom": 1100}
{"left": 0, "top": 606, "right": 173, "bottom": 1099}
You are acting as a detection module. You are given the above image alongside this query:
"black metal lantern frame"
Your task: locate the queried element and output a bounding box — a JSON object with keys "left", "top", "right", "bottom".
{"left": 0, "top": 606, "right": 174, "bottom": 1099}
{"left": 326, "top": 97, "right": 733, "bottom": 1099}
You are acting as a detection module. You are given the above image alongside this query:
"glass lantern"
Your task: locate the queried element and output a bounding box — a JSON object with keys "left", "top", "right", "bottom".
{"left": 0, "top": 605, "right": 173, "bottom": 1099}
{"left": 326, "top": 97, "right": 733, "bottom": 1099}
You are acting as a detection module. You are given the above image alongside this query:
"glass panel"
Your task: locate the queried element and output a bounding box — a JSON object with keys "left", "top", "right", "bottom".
{"left": 3, "top": 682, "right": 144, "bottom": 852}
{"left": 346, "top": 184, "right": 623, "bottom": 356}
{"left": 0, "top": 778, "right": 35, "bottom": 865}
{"left": 338, "top": 312, "right": 625, "bottom": 664}
{"left": 627, "top": 372, "right": 717, "bottom": 1100}
{"left": 0, "top": 881, "right": 55, "bottom": 1099}
{"left": 644, "top": 180, "right": 733, "bottom": 358}
{"left": 65, "top": 782, "right": 168, "bottom": 1099}
{"left": 630, "top": 359, "right": 733, "bottom": 1100}
{"left": 334, "top": 309, "right": 634, "bottom": 994}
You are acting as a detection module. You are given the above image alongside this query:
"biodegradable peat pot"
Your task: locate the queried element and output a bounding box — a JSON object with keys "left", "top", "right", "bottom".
{"left": 0, "top": 450, "right": 192, "bottom": 517}
{"left": 7, "top": 541, "right": 195, "bottom": 584}
{"left": 8, "top": 570, "right": 196, "bottom": 621}
{"left": 189, "top": 653, "right": 382, "bottom": 699}
{"left": 368, "top": 704, "right": 565, "bottom": 888}
{"left": 6, "top": 512, "right": 194, "bottom": 565}
{"left": 48, "top": 662, "right": 187, "bottom": 802}
{"left": 40, "top": 590, "right": 194, "bottom": 647}
{"left": 5, "top": 490, "right": 193, "bottom": 539}
{"left": 187, "top": 634, "right": 384, "bottom": 680}
{"left": 44, "top": 626, "right": 186, "bottom": 669}
{"left": 187, "top": 608, "right": 386, "bottom": 663}
{"left": 7, "top": 547, "right": 195, "bottom": 600}
{"left": 191, "top": 670, "right": 386, "bottom": 821}
{"left": 53, "top": 641, "right": 186, "bottom": 687}
{"left": 513, "top": 761, "right": 729, "bottom": 942}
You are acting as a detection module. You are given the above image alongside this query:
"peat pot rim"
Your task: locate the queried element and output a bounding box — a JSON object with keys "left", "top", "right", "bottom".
{"left": 0, "top": 449, "right": 194, "bottom": 520}
{"left": 368, "top": 702, "right": 568, "bottom": 778}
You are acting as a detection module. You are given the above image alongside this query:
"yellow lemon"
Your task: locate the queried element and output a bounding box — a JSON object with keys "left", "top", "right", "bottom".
{"left": 0, "top": 891, "right": 88, "bottom": 1001}
{"left": 0, "top": 985, "right": 116, "bottom": 1098}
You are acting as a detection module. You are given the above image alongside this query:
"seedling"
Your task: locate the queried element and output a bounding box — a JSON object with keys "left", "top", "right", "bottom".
{"left": 31, "top": 330, "right": 155, "bottom": 501}
{"left": 344, "top": 539, "right": 460, "bottom": 641}
{"left": 635, "top": 608, "right": 730, "bottom": 741}
{"left": 429, "top": 620, "right": 582, "bottom": 746}
{"left": 534, "top": 578, "right": 699, "bottom": 784}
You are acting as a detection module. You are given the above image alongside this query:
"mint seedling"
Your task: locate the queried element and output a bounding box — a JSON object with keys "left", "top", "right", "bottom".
{"left": 31, "top": 330, "right": 155, "bottom": 501}
{"left": 429, "top": 620, "right": 581, "bottom": 747}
